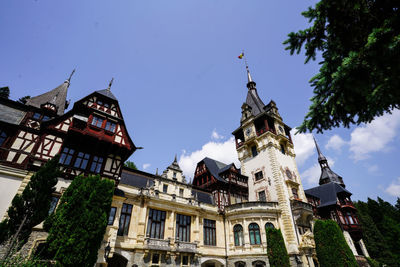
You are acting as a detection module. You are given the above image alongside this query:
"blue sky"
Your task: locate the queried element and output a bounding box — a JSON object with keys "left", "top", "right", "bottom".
{"left": 1, "top": 0, "right": 399, "bottom": 203}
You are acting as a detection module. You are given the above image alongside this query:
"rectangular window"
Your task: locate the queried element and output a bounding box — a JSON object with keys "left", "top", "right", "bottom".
{"left": 176, "top": 214, "right": 191, "bottom": 242}
{"left": 42, "top": 115, "right": 50, "bottom": 121}
{"left": 59, "top": 147, "right": 75, "bottom": 165}
{"left": 146, "top": 209, "right": 166, "bottom": 239}
{"left": 258, "top": 191, "right": 266, "bottom": 201}
{"left": 48, "top": 196, "right": 59, "bottom": 214}
{"left": 108, "top": 207, "right": 117, "bottom": 225}
{"left": 90, "top": 156, "right": 103, "bottom": 173}
{"left": 118, "top": 203, "right": 132, "bottom": 236}
{"left": 203, "top": 219, "right": 216, "bottom": 246}
{"left": 179, "top": 188, "right": 184, "bottom": 197}
{"left": 163, "top": 184, "right": 168, "bottom": 193}
{"left": 0, "top": 130, "right": 7, "bottom": 146}
{"left": 151, "top": 253, "right": 160, "bottom": 266}
{"left": 182, "top": 255, "right": 190, "bottom": 266}
{"left": 251, "top": 146, "right": 258, "bottom": 157}
{"left": 74, "top": 152, "right": 90, "bottom": 169}
{"left": 105, "top": 121, "right": 116, "bottom": 132}
{"left": 91, "top": 116, "right": 104, "bottom": 128}
{"left": 254, "top": 171, "right": 263, "bottom": 181}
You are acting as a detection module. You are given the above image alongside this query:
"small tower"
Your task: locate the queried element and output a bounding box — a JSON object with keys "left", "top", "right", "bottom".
{"left": 25, "top": 70, "right": 74, "bottom": 116}
{"left": 313, "top": 137, "right": 345, "bottom": 187}
{"left": 161, "top": 155, "right": 186, "bottom": 183}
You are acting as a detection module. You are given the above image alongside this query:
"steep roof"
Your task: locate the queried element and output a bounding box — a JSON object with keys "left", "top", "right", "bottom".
{"left": 245, "top": 88, "right": 265, "bottom": 116}
{"left": 202, "top": 157, "right": 229, "bottom": 183}
{"left": 305, "top": 182, "right": 352, "bottom": 208}
{"left": 26, "top": 81, "right": 69, "bottom": 116}
{"left": 96, "top": 89, "right": 117, "bottom": 100}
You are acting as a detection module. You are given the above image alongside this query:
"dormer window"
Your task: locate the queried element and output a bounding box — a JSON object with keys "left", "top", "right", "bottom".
{"left": 91, "top": 116, "right": 104, "bottom": 128}
{"left": 105, "top": 121, "right": 116, "bottom": 132}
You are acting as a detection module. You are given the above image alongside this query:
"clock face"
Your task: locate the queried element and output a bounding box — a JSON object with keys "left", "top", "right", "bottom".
{"left": 245, "top": 128, "right": 251, "bottom": 136}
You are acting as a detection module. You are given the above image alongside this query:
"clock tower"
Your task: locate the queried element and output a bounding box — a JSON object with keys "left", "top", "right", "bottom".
{"left": 232, "top": 65, "right": 314, "bottom": 262}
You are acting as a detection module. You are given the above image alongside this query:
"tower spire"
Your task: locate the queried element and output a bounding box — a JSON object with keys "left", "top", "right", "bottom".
{"left": 107, "top": 78, "right": 114, "bottom": 92}
{"left": 242, "top": 52, "right": 256, "bottom": 90}
{"left": 66, "top": 69, "right": 76, "bottom": 86}
{"left": 313, "top": 136, "right": 345, "bottom": 187}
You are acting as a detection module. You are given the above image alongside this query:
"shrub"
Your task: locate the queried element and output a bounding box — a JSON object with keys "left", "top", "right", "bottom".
{"left": 314, "top": 220, "right": 358, "bottom": 267}
{"left": 45, "top": 175, "right": 114, "bottom": 267}
{"left": 266, "top": 228, "right": 290, "bottom": 267}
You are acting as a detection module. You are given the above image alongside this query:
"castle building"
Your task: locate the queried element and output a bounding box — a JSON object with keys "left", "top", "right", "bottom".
{"left": 0, "top": 68, "right": 321, "bottom": 267}
{"left": 304, "top": 138, "right": 369, "bottom": 260}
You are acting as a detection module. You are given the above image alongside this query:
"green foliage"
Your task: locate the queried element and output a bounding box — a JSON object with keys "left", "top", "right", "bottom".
{"left": 314, "top": 220, "right": 358, "bottom": 267}
{"left": 0, "top": 155, "right": 60, "bottom": 246}
{"left": 355, "top": 198, "right": 400, "bottom": 266}
{"left": 18, "top": 95, "right": 31, "bottom": 104}
{"left": 0, "top": 254, "right": 51, "bottom": 267}
{"left": 124, "top": 160, "right": 137, "bottom": 170}
{"left": 0, "top": 86, "right": 10, "bottom": 99}
{"left": 266, "top": 228, "right": 290, "bottom": 267}
{"left": 366, "top": 257, "right": 381, "bottom": 267}
{"left": 45, "top": 175, "right": 114, "bottom": 267}
{"left": 284, "top": 0, "right": 400, "bottom": 133}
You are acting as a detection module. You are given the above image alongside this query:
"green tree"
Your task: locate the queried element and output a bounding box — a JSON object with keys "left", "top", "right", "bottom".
{"left": 0, "top": 87, "right": 10, "bottom": 99}
{"left": 124, "top": 160, "right": 137, "bottom": 170}
{"left": 45, "top": 175, "right": 114, "bottom": 267}
{"left": 355, "top": 201, "right": 393, "bottom": 265}
{"left": 266, "top": 228, "right": 290, "bottom": 267}
{"left": 313, "top": 220, "right": 358, "bottom": 267}
{"left": 0, "top": 155, "right": 60, "bottom": 257}
{"left": 284, "top": 0, "right": 400, "bottom": 133}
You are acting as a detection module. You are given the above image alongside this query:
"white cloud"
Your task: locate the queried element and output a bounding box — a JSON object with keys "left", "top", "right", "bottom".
{"left": 300, "top": 157, "right": 335, "bottom": 186}
{"left": 179, "top": 137, "right": 239, "bottom": 179}
{"left": 326, "top": 134, "right": 346, "bottom": 152}
{"left": 211, "top": 129, "right": 224, "bottom": 140}
{"left": 367, "top": 164, "right": 379, "bottom": 174}
{"left": 291, "top": 130, "right": 315, "bottom": 166}
{"left": 350, "top": 109, "right": 400, "bottom": 160}
{"left": 143, "top": 163, "right": 151, "bottom": 170}
{"left": 385, "top": 177, "right": 400, "bottom": 197}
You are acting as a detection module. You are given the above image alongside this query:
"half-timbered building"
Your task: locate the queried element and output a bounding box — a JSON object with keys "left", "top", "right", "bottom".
{"left": 192, "top": 157, "right": 248, "bottom": 211}
{"left": 0, "top": 74, "right": 136, "bottom": 220}
{"left": 304, "top": 139, "right": 370, "bottom": 260}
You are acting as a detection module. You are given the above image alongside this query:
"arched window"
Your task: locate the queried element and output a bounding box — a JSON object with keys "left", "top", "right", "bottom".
{"left": 233, "top": 224, "right": 244, "bottom": 246}
{"left": 248, "top": 223, "right": 261, "bottom": 245}
{"left": 265, "top": 222, "right": 275, "bottom": 231}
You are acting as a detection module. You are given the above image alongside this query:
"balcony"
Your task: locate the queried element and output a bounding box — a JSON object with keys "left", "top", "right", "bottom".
{"left": 145, "top": 237, "right": 171, "bottom": 251}
{"left": 236, "top": 141, "right": 244, "bottom": 148}
{"left": 339, "top": 200, "right": 356, "bottom": 209}
{"left": 256, "top": 128, "right": 267, "bottom": 136}
{"left": 291, "top": 200, "right": 313, "bottom": 225}
{"left": 175, "top": 240, "right": 197, "bottom": 253}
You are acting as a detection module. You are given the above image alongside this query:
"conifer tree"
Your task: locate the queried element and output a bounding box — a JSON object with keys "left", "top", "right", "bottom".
{"left": 0, "top": 155, "right": 60, "bottom": 255}
{"left": 266, "top": 228, "right": 290, "bottom": 267}
{"left": 45, "top": 175, "right": 114, "bottom": 267}
{"left": 314, "top": 220, "right": 358, "bottom": 267}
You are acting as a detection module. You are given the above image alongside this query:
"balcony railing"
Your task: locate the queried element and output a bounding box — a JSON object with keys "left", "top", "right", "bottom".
{"left": 291, "top": 199, "right": 313, "bottom": 213}
{"left": 256, "top": 128, "right": 267, "bottom": 136}
{"left": 175, "top": 240, "right": 197, "bottom": 253}
{"left": 339, "top": 200, "right": 356, "bottom": 208}
{"left": 225, "top": 201, "right": 278, "bottom": 212}
{"left": 145, "top": 237, "right": 171, "bottom": 251}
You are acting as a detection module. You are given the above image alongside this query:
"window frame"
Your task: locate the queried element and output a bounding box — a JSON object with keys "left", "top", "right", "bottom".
{"left": 233, "top": 224, "right": 244, "bottom": 246}
{"left": 48, "top": 195, "right": 60, "bottom": 214}
{"left": 176, "top": 214, "right": 191, "bottom": 242}
{"left": 203, "top": 219, "right": 216, "bottom": 246}
{"left": 73, "top": 151, "right": 90, "bottom": 170}
{"left": 90, "top": 156, "right": 104, "bottom": 173}
{"left": 105, "top": 121, "right": 116, "bottom": 132}
{"left": 59, "top": 147, "right": 75, "bottom": 166}
{"left": 254, "top": 171, "right": 263, "bottom": 181}
{"left": 118, "top": 203, "right": 132, "bottom": 236}
{"left": 108, "top": 207, "right": 117, "bottom": 225}
{"left": 258, "top": 190, "right": 266, "bottom": 201}
{"left": 91, "top": 115, "right": 104, "bottom": 128}
{"left": 146, "top": 209, "right": 166, "bottom": 239}
{"left": 0, "top": 129, "right": 8, "bottom": 146}
{"left": 251, "top": 145, "right": 258, "bottom": 157}
{"left": 248, "top": 223, "right": 261, "bottom": 245}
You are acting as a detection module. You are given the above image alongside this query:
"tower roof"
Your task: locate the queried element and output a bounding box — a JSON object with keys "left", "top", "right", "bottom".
{"left": 96, "top": 78, "right": 117, "bottom": 100}
{"left": 313, "top": 137, "right": 345, "bottom": 187}
{"left": 26, "top": 80, "right": 69, "bottom": 116}
{"left": 244, "top": 66, "right": 265, "bottom": 117}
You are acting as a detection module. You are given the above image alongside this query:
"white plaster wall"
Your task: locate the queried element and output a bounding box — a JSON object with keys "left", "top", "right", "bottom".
{"left": 343, "top": 230, "right": 358, "bottom": 256}
{"left": 0, "top": 174, "right": 22, "bottom": 218}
